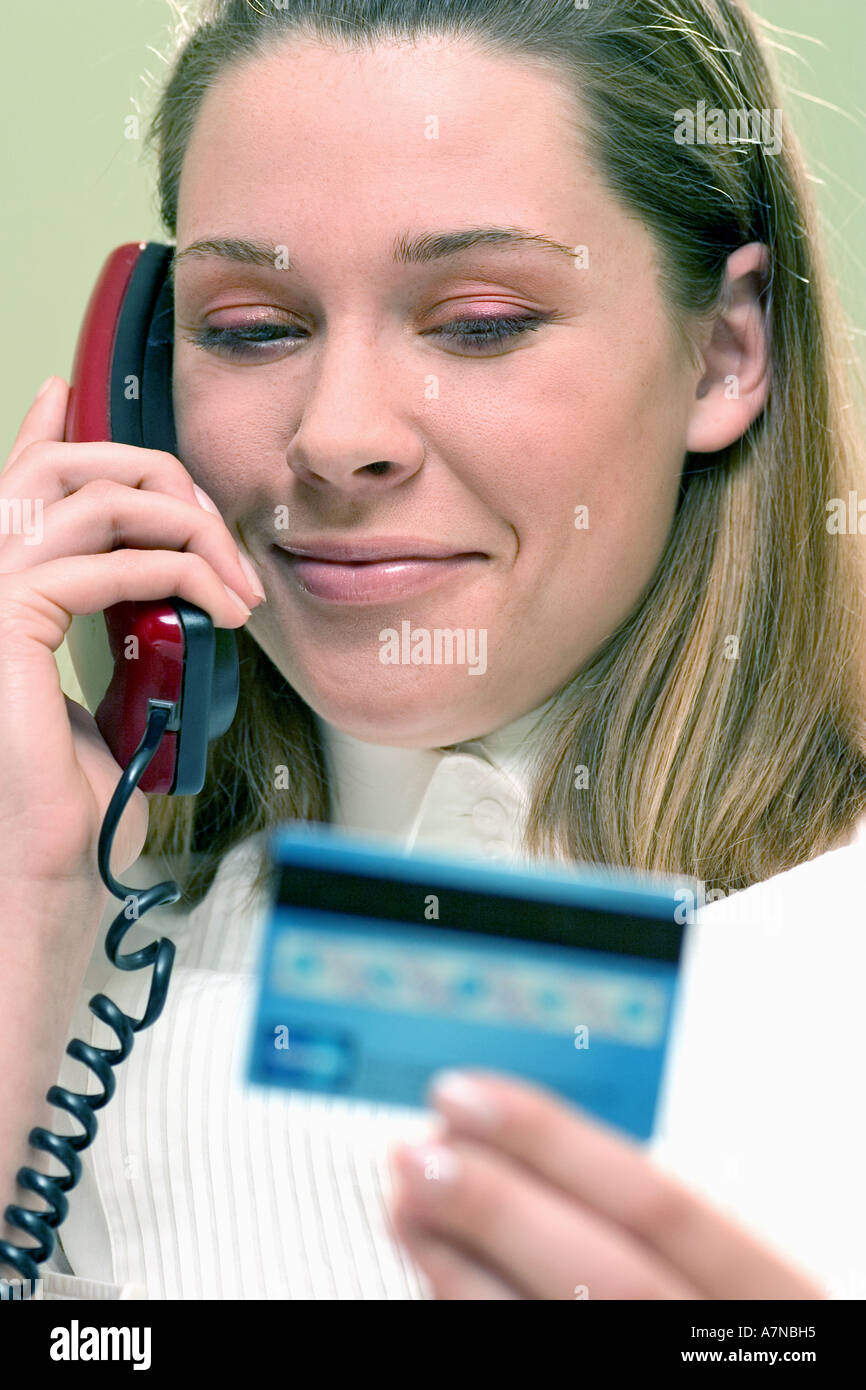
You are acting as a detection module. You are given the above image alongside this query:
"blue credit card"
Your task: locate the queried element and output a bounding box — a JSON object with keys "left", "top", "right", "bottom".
{"left": 247, "top": 825, "right": 687, "bottom": 1141}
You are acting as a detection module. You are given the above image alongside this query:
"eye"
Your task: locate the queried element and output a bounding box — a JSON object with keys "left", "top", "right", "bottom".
{"left": 431, "top": 313, "right": 553, "bottom": 351}
{"left": 188, "top": 321, "right": 306, "bottom": 360}
{"left": 187, "top": 311, "right": 553, "bottom": 359}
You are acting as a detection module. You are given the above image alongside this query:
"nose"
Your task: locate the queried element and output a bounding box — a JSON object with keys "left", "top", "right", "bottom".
{"left": 285, "top": 329, "right": 425, "bottom": 493}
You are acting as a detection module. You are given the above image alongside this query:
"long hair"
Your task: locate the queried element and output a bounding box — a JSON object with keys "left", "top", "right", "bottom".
{"left": 138, "top": 0, "right": 866, "bottom": 909}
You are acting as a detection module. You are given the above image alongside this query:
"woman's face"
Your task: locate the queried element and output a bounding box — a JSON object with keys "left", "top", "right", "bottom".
{"left": 172, "top": 37, "right": 699, "bottom": 747}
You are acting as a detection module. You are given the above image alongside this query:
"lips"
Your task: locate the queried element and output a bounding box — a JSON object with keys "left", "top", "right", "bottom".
{"left": 273, "top": 540, "right": 487, "bottom": 603}
{"left": 277, "top": 538, "right": 481, "bottom": 563}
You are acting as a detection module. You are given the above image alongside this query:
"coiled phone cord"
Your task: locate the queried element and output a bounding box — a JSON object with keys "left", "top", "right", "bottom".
{"left": 0, "top": 705, "right": 180, "bottom": 1288}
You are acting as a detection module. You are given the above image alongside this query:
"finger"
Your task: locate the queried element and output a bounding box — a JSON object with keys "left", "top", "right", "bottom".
{"left": 427, "top": 1070, "right": 824, "bottom": 1299}
{"left": 0, "top": 439, "right": 217, "bottom": 518}
{"left": 4, "top": 376, "right": 69, "bottom": 473}
{"left": 390, "top": 1208, "right": 524, "bottom": 1301}
{"left": 389, "top": 1135, "right": 699, "bottom": 1300}
{"left": 0, "top": 550, "right": 254, "bottom": 656}
{"left": 0, "top": 480, "right": 264, "bottom": 609}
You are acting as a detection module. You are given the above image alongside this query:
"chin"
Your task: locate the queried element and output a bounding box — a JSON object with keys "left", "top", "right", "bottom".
{"left": 294, "top": 669, "right": 503, "bottom": 749}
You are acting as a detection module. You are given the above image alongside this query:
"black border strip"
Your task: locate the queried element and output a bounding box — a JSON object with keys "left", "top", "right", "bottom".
{"left": 276, "top": 864, "right": 684, "bottom": 962}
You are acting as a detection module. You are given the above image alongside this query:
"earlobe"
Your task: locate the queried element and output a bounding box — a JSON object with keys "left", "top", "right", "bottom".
{"left": 685, "top": 242, "right": 772, "bottom": 454}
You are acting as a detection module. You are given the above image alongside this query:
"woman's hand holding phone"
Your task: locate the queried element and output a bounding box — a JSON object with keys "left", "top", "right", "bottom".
{"left": 0, "top": 374, "right": 265, "bottom": 1266}
{"left": 0, "top": 375, "right": 265, "bottom": 889}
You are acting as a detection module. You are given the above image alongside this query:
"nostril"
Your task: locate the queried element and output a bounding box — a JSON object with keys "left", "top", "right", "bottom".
{"left": 366, "top": 461, "right": 391, "bottom": 476}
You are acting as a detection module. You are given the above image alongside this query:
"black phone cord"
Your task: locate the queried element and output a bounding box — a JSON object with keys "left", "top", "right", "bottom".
{"left": 0, "top": 704, "right": 179, "bottom": 1290}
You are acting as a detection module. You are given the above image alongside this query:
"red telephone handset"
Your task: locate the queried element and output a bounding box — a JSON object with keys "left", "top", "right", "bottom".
{"left": 64, "top": 243, "right": 238, "bottom": 794}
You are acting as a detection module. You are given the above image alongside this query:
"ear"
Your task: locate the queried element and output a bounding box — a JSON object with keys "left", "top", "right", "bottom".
{"left": 685, "top": 242, "right": 771, "bottom": 453}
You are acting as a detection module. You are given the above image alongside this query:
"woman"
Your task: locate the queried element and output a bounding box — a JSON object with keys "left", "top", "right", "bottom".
{"left": 1, "top": 0, "right": 865, "bottom": 1299}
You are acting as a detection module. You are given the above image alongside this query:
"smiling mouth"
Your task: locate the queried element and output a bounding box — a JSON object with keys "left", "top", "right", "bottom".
{"left": 272, "top": 546, "right": 489, "bottom": 604}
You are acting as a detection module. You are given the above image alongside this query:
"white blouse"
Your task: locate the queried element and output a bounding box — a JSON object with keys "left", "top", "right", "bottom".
{"left": 31, "top": 701, "right": 866, "bottom": 1300}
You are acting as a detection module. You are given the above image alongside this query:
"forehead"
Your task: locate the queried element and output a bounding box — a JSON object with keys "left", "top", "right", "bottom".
{"left": 175, "top": 36, "right": 590, "bottom": 238}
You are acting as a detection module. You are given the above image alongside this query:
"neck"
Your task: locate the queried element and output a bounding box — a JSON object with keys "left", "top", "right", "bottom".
{"left": 312, "top": 696, "right": 558, "bottom": 843}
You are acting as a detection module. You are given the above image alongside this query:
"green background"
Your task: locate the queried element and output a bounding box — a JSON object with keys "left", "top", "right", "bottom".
{"left": 2, "top": 0, "right": 864, "bottom": 700}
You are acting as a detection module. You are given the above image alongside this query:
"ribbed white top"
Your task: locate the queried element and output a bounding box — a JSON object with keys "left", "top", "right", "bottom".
{"left": 41, "top": 703, "right": 550, "bottom": 1299}
{"left": 33, "top": 704, "right": 866, "bottom": 1300}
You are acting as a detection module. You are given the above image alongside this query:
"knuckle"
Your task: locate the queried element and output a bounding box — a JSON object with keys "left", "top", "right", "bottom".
{"left": 191, "top": 507, "right": 223, "bottom": 540}
{"left": 78, "top": 477, "right": 123, "bottom": 507}
{"left": 629, "top": 1176, "right": 687, "bottom": 1243}
{"left": 453, "top": 1172, "right": 500, "bottom": 1243}
{"left": 4, "top": 438, "right": 41, "bottom": 473}
{"left": 183, "top": 550, "right": 213, "bottom": 582}
{"left": 152, "top": 449, "right": 187, "bottom": 480}
{"left": 106, "top": 548, "right": 136, "bottom": 579}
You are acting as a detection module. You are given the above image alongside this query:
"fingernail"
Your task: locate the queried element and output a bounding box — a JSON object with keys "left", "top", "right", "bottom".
{"left": 430, "top": 1071, "right": 500, "bottom": 1129}
{"left": 192, "top": 483, "right": 221, "bottom": 516}
{"left": 35, "top": 376, "right": 55, "bottom": 400}
{"left": 396, "top": 1142, "right": 460, "bottom": 1189}
{"left": 237, "top": 550, "right": 266, "bottom": 602}
{"left": 223, "top": 585, "right": 252, "bottom": 618}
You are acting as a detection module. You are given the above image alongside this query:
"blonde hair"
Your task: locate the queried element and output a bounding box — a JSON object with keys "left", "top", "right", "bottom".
{"left": 141, "top": 0, "right": 866, "bottom": 908}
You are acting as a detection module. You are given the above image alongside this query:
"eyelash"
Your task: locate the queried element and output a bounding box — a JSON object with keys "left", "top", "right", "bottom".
{"left": 189, "top": 313, "right": 551, "bottom": 359}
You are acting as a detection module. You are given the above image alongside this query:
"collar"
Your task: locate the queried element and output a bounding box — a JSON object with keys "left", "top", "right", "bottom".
{"left": 313, "top": 696, "right": 558, "bottom": 863}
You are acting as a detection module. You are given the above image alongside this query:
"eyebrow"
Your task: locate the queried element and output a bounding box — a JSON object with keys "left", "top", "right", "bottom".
{"left": 169, "top": 226, "right": 579, "bottom": 280}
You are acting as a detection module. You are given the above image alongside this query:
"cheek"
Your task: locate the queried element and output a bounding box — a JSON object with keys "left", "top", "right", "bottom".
{"left": 173, "top": 367, "right": 275, "bottom": 509}
{"left": 466, "top": 351, "right": 685, "bottom": 568}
